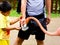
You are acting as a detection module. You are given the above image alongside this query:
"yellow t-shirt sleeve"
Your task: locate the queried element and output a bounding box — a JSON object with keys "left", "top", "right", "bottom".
{"left": 0, "top": 16, "right": 7, "bottom": 28}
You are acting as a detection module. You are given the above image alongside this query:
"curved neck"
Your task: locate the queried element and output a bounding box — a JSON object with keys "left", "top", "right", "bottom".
{"left": 26, "top": 17, "right": 57, "bottom": 36}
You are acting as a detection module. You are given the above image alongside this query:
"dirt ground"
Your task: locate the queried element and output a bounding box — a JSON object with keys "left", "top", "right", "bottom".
{"left": 10, "top": 17, "right": 60, "bottom": 45}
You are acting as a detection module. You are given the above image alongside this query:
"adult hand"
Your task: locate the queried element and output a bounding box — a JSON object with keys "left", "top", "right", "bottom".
{"left": 46, "top": 15, "right": 51, "bottom": 25}
{"left": 20, "top": 16, "right": 26, "bottom": 27}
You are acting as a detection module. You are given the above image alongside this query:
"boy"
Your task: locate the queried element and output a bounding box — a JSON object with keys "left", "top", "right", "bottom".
{"left": 0, "top": 1, "right": 20, "bottom": 45}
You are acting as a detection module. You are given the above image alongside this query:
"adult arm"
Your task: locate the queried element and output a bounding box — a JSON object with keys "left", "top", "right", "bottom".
{"left": 45, "top": 0, "right": 51, "bottom": 25}
{"left": 21, "top": 0, "right": 27, "bottom": 19}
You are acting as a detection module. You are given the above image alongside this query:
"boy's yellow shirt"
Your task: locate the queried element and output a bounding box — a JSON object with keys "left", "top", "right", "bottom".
{"left": 0, "top": 13, "right": 10, "bottom": 40}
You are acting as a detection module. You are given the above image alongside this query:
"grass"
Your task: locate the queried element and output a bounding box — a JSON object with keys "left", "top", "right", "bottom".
{"left": 51, "top": 13, "right": 60, "bottom": 18}
{"left": 10, "top": 9, "right": 60, "bottom": 18}
{"left": 10, "top": 9, "right": 21, "bottom": 17}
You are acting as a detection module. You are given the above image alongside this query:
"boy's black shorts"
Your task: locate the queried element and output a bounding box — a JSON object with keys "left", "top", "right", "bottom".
{"left": 18, "top": 13, "right": 47, "bottom": 40}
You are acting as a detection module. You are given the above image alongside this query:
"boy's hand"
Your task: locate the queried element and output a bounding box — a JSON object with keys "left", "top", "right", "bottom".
{"left": 15, "top": 27, "right": 21, "bottom": 30}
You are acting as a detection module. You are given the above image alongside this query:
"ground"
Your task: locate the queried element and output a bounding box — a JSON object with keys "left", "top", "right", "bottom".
{"left": 10, "top": 17, "right": 60, "bottom": 45}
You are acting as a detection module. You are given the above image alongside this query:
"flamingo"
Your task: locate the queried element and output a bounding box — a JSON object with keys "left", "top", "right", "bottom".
{"left": 25, "top": 17, "right": 60, "bottom": 36}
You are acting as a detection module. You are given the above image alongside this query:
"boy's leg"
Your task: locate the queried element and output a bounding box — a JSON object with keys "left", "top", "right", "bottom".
{"left": 14, "top": 37, "right": 24, "bottom": 45}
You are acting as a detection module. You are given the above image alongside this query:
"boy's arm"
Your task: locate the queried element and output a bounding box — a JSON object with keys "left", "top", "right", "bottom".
{"left": 10, "top": 17, "right": 20, "bottom": 25}
{"left": 2, "top": 26, "right": 21, "bottom": 31}
{"left": 45, "top": 0, "right": 51, "bottom": 25}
